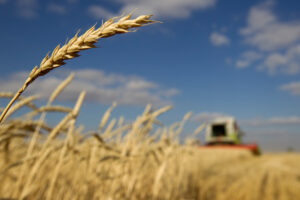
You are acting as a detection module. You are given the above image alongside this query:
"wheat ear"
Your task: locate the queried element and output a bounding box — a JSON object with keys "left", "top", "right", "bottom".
{"left": 0, "top": 14, "right": 156, "bottom": 124}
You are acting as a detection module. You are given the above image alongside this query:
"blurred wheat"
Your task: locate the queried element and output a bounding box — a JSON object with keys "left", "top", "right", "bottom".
{"left": 0, "top": 80, "right": 300, "bottom": 199}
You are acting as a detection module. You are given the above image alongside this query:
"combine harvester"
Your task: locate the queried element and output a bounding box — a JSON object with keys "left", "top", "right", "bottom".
{"left": 201, "top": 117, "right": 260, "bottom": 155}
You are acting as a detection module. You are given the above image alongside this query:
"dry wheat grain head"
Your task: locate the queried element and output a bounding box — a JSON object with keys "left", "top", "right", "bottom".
{"left": 0, "top": 14, "right": 157, "bottom": 124}
{"left": 23, "top": 14, "right": 156, "bottom": 91}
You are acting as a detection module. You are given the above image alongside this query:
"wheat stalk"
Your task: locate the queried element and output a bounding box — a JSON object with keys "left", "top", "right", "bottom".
{"left": 0, "top": 14, "right": 156, "bottom": 124}
{"left": 15, "top": 73, "right": 75, "bottom": 194}
{"left": 19, "top": 146, "right": 57, "bottom": 199}
{"left": 24, "top": 105, "right": 73, "bottom": 119}
{"left": 45, "top": 91, "right": 86, "bottom": 200}
{"left": 1, "top": 95, "right": 39, "bottom": 123}
{"left": 99, "top": 102, "right": 117, "bottom": 131}
{"left": 0, "top": 92, "right": 39, "bottom": 111}
{"left": 27, "top": 73, "right": 75, "bottom": 153}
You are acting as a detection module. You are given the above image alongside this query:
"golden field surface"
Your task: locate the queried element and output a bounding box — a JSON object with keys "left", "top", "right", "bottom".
{"left": 0, "top": 14, "right": 299, "bottom": 200}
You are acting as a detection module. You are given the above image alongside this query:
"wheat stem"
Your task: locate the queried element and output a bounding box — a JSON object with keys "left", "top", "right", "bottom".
{"left": 0, "top": 89, "right": 23, "bottom": 123}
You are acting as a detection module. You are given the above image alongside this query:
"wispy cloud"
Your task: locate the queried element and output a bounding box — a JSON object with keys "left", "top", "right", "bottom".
{"left": 240, "top": 0, "right": 300, "bottom": 51}
{"left": 47, "top": 3, "right": 66, "bottom": 15}
{"left": 241, "top": 116, "right": 300, "bottom": 126}
{"left": 0, "top": 69, "right": 179, "bottom": 107}
{"left": 280, "top": 81, "right": 300, "bottom": 95}
{"left": 237, "top": 0, "right": 300, "bottom": 75}
{"left": 210, "top": 32, "right": 230, "bottom": 46}
{"left": 88, "top": 5, "right": 115, "bottom": 19}
{"left": 192, "top": 112, "right": 300, "bottom": 127}
{"left": 262, "top": 45, "right": 300, "bottom": 75}
{"left": 235, "top": 51, "right": 263, "bottom": 68}
{"left": 0, "top": 0, "right": 7, "bottom": 4}
{"left": 88, "top": 0, "right": 217, "bottom": 20}
{"left": 67, "top": 0, "right": 78, "bottom": 3}
{"left": 121, "top": 0, "right": 217, "bottom": 19}
{"left": 17, "top": 0, "right": 39, "bottom": 19}
{"left": 192, "top": 112, "right": 232, "bottom": 123}
{"left": 8, "top": 1, "right": 70, "bottom": 18}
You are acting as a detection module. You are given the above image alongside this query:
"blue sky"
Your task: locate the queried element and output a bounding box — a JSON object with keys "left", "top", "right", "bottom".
{"left": 1, "top": 0, "right": 300, "bottom": 151}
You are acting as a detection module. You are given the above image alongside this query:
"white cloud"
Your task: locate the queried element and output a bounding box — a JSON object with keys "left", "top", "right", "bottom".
{"left": 121, "top": 0, "right": 216, "bottom": 19}
{"left": 210, "top": 32, "right": 230, "bottom": 46}
{"left": 241, "top": 116, "right": 300, "bottom": 126}
{"left": 240, "top": 1, "right": 275, "bottom": 36}
{"left": 235, "top": 51, "right": 263, "bottom": 68}
{"left": 240, "top": 1, "right": 300, "bottom": 51}
{"left": 162, "top": 88, "right": 180, "bottom": 97}
{"left": 17, "top": 0, "right": 38, "bottom": 18}
{"left": 236, "top": 1, "right": 300, "bottom": 75}
{"left": 88, "top": 0, "right": 217, "bottom": 20}
{"left": 1, "top": 0, "right": 39, "bottom": 18}
{"left": 280, "top": 81, "right": 300, "bottom": 95}
{"left": 88, "top": 5, "right": 115, "bottom": 19}
{"left": 0, "top": 69, "right": 179, "bottom": 107}
{"left": 47, "top": 3, "right": 66, "bottom": 15}
{"left": 0, "top": 0, "right": 7, "bottom": 4}
{"left": 67, "top": 0, "right": 78, "bottom": 3}
{"left": 245, "top": 129, "right": 295, "bottom": 136}
{"left": 262, "top": 45, "right": 300, "bottom": 75}
{"left": 192, "top": 112, "right": 300, "bottom": 126}
{"left": 11, "top": 0, "right": 70, "bottom": 18}
{"left": 192, "top": 112, "right": 232, "bottom": 123}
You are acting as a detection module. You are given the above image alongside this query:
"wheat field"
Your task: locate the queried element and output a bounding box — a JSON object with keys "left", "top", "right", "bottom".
{"left": 0, "top": 14, "right": 300, "bottom": 200}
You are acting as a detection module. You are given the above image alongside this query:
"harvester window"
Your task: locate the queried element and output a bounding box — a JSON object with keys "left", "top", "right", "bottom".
{"left": 212, "top": 124, "right": 226, "bottom": 137}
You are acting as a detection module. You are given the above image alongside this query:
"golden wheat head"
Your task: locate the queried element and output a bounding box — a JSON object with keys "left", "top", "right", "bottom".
{"left": 0, "top": 14, "right": 157, "bottom": 124}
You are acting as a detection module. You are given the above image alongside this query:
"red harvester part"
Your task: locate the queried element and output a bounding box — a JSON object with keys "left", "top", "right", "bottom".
{"left": 199, "top": 143, "right": 260, "bottom": 155}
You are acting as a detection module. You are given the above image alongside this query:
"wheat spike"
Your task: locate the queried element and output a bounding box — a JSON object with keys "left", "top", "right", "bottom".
{"left": 0, "top": 14, "right": 157, "bottom": 124}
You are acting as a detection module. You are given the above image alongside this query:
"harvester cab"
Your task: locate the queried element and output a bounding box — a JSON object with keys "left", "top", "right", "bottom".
{"left": 203, "top": 117, "right": 260, "bottom": 155}
{"left": 205, "top": 117, "right": 243, "bottom": 145}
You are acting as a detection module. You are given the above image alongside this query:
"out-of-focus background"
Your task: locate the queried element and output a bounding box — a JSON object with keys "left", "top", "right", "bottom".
{"left": 1, "top": 0, "right": 300, "bottom": 151}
